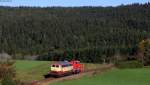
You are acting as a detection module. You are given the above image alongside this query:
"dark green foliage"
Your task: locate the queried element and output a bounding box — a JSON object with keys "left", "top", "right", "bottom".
{"left": 116, "top": 60, "right": 143, "bottom": 69}
{"left": 0, "top": 3, "right": 150, "bottom": 62}
{"left": 1, "top": 76, "right": 16, "bottom": 85}
{"left": 37, "top": 47, "right": 134, "bottom": 63}
{"left": 143, "top": 41, "right": 150, "bottom": 65}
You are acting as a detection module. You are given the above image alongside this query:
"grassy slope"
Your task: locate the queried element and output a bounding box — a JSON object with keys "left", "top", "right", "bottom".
{"left": 52, "top": 68, "right": 150, "bottom": 85}
{"left": 15, "top": 60, "right": 50, "bottom": 82}
{"left": 14, "top": 60, "right": 103, "bottom": 82}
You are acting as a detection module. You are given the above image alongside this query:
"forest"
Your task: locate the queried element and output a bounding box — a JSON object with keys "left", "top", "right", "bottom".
{"left": 0, "top": 3, "right": 150, "bottom": 63}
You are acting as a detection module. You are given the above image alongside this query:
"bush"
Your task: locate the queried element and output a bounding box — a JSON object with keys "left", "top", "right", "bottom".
{"left": 116, "top": 60, "right": 143, "bottom": 69}
{"left": 1, "top": 76, "right": 23, "bottom": 85}
{"left": 0, "top": 61, "right": 16, "bottom": 79}
{"left": 0, "top": 60, "right": 17, "bottom": 85}
{"left": 1, "top": 76, "right": 16, "bottom": 85}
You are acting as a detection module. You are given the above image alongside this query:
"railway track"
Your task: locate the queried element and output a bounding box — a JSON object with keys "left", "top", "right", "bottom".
{"left": 27, "top": 64, "right": 114, "bottom": 85}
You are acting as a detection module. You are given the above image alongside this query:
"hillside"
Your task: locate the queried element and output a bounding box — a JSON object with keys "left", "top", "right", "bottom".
{"left": 0, "top": 3, "right": 150, "bottom": 62}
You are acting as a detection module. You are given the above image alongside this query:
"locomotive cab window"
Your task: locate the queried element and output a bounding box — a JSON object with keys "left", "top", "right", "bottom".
{"left": 56, "top": 65, "right": 59, "bottom": 68}
{"left": 52, "top": 65, "right": 55, "bottom": 67}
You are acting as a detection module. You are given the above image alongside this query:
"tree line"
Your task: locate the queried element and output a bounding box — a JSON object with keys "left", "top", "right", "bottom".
{"left": 0, "top": 3, "right": 150, "bottom": 63}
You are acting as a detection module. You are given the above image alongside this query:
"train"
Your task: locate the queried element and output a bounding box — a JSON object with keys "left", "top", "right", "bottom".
{"left": 44, "top": 60, "right": 84, "bottom": 78}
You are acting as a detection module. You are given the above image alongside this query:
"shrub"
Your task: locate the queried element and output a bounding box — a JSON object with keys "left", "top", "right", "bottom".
{"left": 0, "top": 60, "right": 16, "bottom": 84}
{"left": 115, "top": 60, "right": 143, "bottom": 69}
{"left": 1, "top": 76, "right": 16, "bottom": 85}
{"left": 0, "top": 61, "right": 16, "bottom": 79}
{"left": 1, "top": 76, "right": 23, "bottom": 85}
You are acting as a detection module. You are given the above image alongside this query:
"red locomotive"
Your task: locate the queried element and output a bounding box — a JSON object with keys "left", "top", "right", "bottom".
{"left": 44, "top": 60, "right": 84, "bottom": 78}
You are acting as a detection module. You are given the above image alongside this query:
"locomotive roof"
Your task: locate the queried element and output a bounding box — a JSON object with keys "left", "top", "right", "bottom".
{"left": 52, "top": 61, "right": 71, "bottom": 65}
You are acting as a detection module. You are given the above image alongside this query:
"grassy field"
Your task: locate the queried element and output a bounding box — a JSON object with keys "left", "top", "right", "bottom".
{"left": 14, "top": 60, "right": 103, "bottom": 82}
{"left": 52, "top": 68, "right": 150, "bottom": 85}
{"left": 15, "top": 60, "right": 150, "bottom": 85}
{"left": 15, "top": 60, "right": 50, "bottom": 82}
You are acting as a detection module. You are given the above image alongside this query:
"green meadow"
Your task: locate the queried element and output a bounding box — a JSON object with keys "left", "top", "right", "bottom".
{"left": 14, "top": 60, "right": 103, "bottom": 82}
{"left": 52, "top": 68, "right": 150, "bottom": 85}
{"left": 14, "top": 60, "right": 150, "bottom": 85}
{"left": 15, "top": 60, "right": 50, "bottom": 82}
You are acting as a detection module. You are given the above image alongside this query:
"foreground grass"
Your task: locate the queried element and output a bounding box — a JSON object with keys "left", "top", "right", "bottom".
{"left": 14, "top": 60, "right": 103, "bottom": 82}
{"left": 15, "top": 60, "right": 50, "bottom": 82}
{"left": 52, "top": 68, "right": 150, "bottom": 85}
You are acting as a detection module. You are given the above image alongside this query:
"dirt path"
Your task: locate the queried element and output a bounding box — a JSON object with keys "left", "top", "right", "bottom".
{"left": 27, "top": 64, "right": 114, "bottom": 85}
